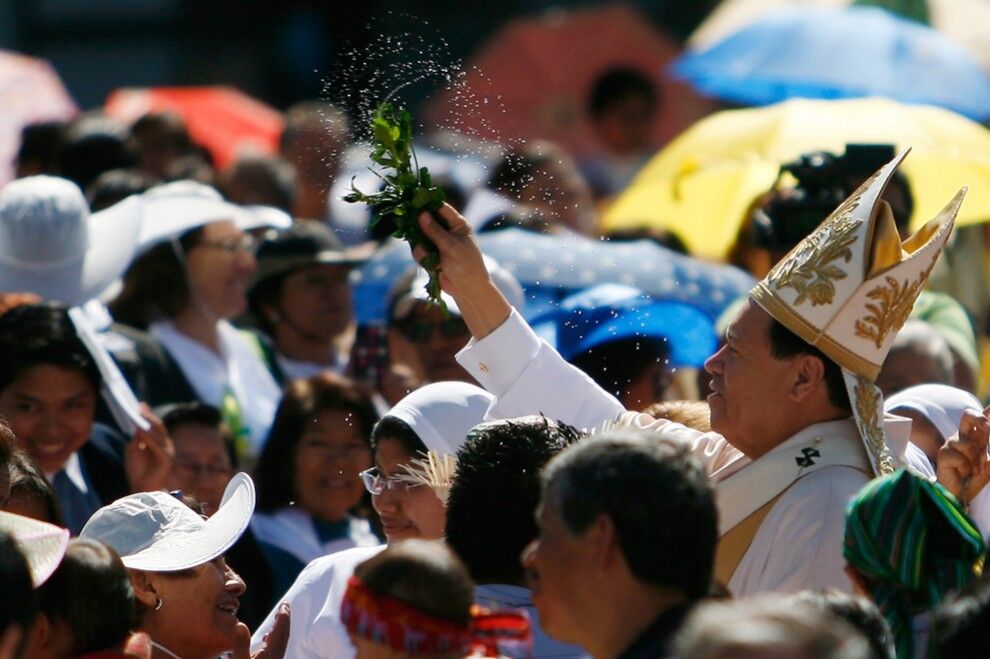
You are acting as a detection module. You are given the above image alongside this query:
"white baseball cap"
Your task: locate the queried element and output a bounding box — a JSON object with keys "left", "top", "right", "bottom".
{"left": 0, "top": 510, "right": 70, "bottom": 587}
{"left": 80, "top": 472, "right": 254, "bottom": 572}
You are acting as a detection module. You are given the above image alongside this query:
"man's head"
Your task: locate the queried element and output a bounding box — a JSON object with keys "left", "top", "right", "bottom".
{"left": 522, "top": 431, "right": 716, "bottom": 648}
{"left": 875, "top": 319, "right": 955, "bottom": 396}
{"left": 704, "top": 299, "right": 849, "bottom": 458}
{"left": 674, "top": 596, "right": 873, "bottom": 659}
{"left": 587, "top": 67, "right": 658, "bottom": 156}
{"left": 161, "top": 403, "right": 235, "bottom": 517}
{"left": 445, "top": 416, "right": 583, "bottom": 586}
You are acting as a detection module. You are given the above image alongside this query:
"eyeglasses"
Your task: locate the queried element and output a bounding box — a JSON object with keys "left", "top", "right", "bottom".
{"left": 397, "top": 316, "right": 469, "bottom": 343}
{"left": 195, "top": 234, "right": 257, "bottom": 254}
{"left": 359, "top": 467, "right": 422, "bottom": 496}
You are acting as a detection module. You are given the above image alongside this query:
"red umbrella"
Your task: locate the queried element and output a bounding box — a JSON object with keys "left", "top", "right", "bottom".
{"left": 423, "top": 4, "right": 715, "bottom": 156}
{"left": 0, "top": 49, "right": 77, "bottom": 185}
{"left": 104, "top": 86, "right": 284, "bottom": 170}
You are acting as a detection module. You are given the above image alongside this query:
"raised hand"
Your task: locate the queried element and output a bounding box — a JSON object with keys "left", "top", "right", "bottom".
{"left": 937, "top": 408, "right": 990, "bottom": 506}
{"left": 124, "top": 405, "right": 175, "bottom": 493}
{"left": 234, "top": 602, "right": 290, "bottom": 659}
{"left": 415, "top": 204, "right": 512, "bottom": 340}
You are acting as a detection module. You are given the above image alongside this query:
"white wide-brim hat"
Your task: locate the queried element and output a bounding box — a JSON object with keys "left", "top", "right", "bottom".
{"left": 80, "top": 472, "right": 255, "bottom": 572}
{"left": 0, "top": 510, "right": 70, "bottom": 587}
{"left": 137, "top": 181, "right": 291, "bottom": 254}
{"left": 0, "top": 176, "right": 144, "bottom": 306}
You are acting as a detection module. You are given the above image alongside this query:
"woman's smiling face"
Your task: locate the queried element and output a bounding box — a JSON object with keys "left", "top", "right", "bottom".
{"left": 138, "top": 557, "right": 246, "bottom": 659}
{"left": 370, "top": 437, "right": 446, "bottom": 543}
{"left": 0, "top": 364, "right": 97, "bottom": 473}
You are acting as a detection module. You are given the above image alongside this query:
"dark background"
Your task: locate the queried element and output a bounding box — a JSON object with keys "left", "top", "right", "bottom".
{"left": 0, "top": 0, "right": 719, "bottom": 113}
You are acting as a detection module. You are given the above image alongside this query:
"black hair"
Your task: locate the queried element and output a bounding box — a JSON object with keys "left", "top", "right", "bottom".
{"left": 0, "top": 303, "right": 100, "bottom": 394}
{"left": 108, "top": 227, "right": 203, "bottom": 329}
{"left": 768, "top": 318, "right": 850, "bottom": 411}
{"left": 543, "top": 430, "right": 717, "bottom": 599}
{"left": 159, "top": 402, "right": 238, "bottom": 469}
{"left": 8, "top": 450, "right": 63, "bottom": 525}
{"left": 0, "top": 529, "right": 36, "bottom": 640}
{"left": 60, "top": 116, "right": 135, "bottom": 192}
{"left": 792, "top": 590, "right": 895, "bottom": 659}
{"left": 446, "top": 417, "right": 584, "bottom": 585}
{"left": 370, "top": 415, "right": 428, "bottom": 456}
{"left": 16, "top": 121, "right": 66, "bottom": 177}
{"left": 87, "top": 168, "right": 158, "bottom": 212}
{"left": 587, "top": 67, "right": 658, "bottom": 119}
{"left": 932, "top": 575, "right": 990, "bottom": 659}
{"left": 37, "top": 538, "right": 136, "bottom": 656}
{"left": 570, "top": 337, "right": 670, "bottom": 405}
{"left": 255, "top": 373, "right": 377, "bottom": 512}
{"left": 354, "top": 539, "right": 473, "bottom": 627}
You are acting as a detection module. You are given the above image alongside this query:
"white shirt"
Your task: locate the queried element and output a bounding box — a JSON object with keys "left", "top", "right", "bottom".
{"left": 250, "top": 508, "right": 379, "bottom": 566}
{"left": 150, "top": 320, "right": 281, "bottom": 455}
{"left": 455, "top": 310, "right": 874, "bottom": 595}
{"left": 251, "top": 545, "right": 384, "bottom": 659}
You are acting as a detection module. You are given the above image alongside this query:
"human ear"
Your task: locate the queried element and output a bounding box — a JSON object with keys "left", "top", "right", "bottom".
{"left": 789, "top": 354, "right": 826, "bottom": 403}
{"left": 588, "top": 514, "right": 619, "bottom": 569}
{"left": 128, "top": 570, "right": 160, "bottom": 610}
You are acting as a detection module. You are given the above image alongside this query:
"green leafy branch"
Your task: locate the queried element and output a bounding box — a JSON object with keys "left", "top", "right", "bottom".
{"left": 344, "top": 102, "right": 447, "bottom": 312}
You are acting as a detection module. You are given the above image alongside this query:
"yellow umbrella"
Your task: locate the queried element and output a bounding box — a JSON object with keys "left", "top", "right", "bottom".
{"left": 602, "top": 97, "right": 990, "bottom": 260}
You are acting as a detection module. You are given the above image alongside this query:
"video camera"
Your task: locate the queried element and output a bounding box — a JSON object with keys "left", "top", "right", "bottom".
{"left": 752, "top": 144, "right": 899, "bottom": 252}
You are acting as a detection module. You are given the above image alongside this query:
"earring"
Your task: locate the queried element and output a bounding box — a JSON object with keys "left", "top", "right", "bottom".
{"left": 155, "top": 597, "right": 164, "bottom": 612}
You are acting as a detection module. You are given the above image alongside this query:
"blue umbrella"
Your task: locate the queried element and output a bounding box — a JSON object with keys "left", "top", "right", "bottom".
{"left": 351, "top": 229, "right": 754, "bottom": 325}
{"left": 671, "top": 6, "right": 990, "bottom": 121}
{"left": 474, "top": 228, "right": 755, "bottom": 321}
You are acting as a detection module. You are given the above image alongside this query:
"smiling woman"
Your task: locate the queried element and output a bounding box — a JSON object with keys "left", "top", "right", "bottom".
{"left": 0, "top": 303, "right": 173, "bottom": 534}
{"left": 251, "top": 373, "right": 381, "bottom": 596}
{"left": 80, "top": 473, "right": 290, "bottom": 659}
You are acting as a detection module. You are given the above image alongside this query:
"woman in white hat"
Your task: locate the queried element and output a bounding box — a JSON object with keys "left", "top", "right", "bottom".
{"left": 110, "top": 181, "right": 291, "bottom": 459}
{"left": 80, "top": 473, "right": 288, "bottom": 659}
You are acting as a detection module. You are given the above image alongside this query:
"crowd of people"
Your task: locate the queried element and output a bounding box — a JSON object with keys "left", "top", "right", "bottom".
{"left": 2, "top": 62, "right": 990, "bottom": 659}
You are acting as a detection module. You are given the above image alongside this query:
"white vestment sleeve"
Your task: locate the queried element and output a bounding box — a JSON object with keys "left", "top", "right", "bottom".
{"left": 456, "top": 308, "right": 626, "bottom": 429}
{"left": 251, "top": 556, "right": 331, "bottom": 659}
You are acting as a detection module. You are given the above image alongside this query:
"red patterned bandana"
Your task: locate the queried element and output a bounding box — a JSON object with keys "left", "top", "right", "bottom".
{"left": 341, "top": 576, "right": 532, "bottom": 656}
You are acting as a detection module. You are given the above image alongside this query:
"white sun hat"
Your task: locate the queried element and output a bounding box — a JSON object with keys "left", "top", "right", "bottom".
{"left": 0, "top": 510, "right": 70, "bottom": 587}
{"left": 0, "top": 175, "right": 144, "bottom": 306}
{"left": 80, "top": 472, "right": 255, "bottom": 572}
{"left": 137, "top": 181, "right": 290, "bottom": 253}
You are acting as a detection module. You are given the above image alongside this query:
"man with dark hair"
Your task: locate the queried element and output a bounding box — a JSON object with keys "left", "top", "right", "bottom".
{"left": 445, "top": 416, "right": 585, "bottom": 657}
{"left": 522, "top": 431, "right": 716, "bottom": 658}
{"left": 416, "top": 151, "right": 984, "bottom": 596}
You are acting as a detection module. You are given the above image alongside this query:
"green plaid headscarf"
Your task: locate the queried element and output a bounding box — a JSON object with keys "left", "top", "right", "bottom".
{"left": 844, "top": 469, "right": 985, "bottom": 659}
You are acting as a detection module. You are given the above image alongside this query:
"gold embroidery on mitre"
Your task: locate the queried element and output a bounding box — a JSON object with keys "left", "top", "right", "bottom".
{"left": 853, "top": 376, "right": 895, "bottom": 476}
{"left": 765, "top": 170, "right": 879, "bottom": 307}
{"left": 854, "top": 260, "right": 936, "bottom": 350}
{"left": 767, "top": 214, "right": 861, "bottom": 306}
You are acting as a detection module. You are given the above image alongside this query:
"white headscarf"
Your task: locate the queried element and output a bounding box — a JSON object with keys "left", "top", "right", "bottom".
{"left": 384, "top": 381, "right": 494, "bottom": 456}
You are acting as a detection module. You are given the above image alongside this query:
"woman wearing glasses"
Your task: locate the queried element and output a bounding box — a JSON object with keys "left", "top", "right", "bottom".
{"left": 110, "top": 181, "right": 288, "bottom": 459}
{"left": 251, "top": 380, "right": 493, "bottom": 659}
{"left": 252, "top": 373, "right": 380, "bottom": 597}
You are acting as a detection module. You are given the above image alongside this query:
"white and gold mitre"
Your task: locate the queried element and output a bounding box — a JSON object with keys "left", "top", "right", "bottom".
{"left": 750, "top": 149, "right": 965, "bottom": 475}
